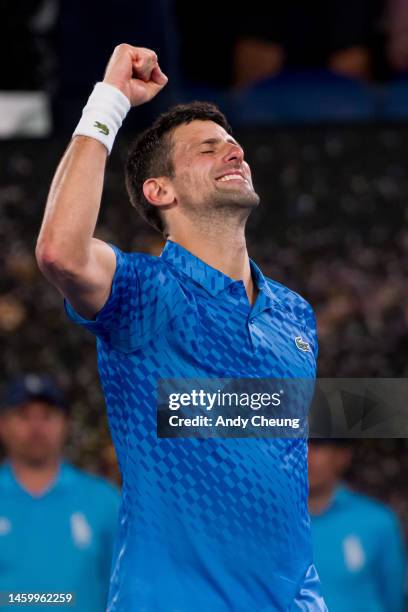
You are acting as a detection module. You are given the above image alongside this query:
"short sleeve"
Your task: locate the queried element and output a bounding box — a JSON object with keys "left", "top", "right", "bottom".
{"left": 64, "top": 243, "right": 140, "bottom": 350}
{"left": 64, "top": 243, "right": 189, "bottom": 352}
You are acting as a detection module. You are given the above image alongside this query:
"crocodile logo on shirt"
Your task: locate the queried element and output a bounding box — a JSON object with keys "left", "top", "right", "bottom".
{"left": 295, "top": 336, "right": 311, "bottom": 352}
{"left": 94, "top": 121, "right": 109, "bottom": 136}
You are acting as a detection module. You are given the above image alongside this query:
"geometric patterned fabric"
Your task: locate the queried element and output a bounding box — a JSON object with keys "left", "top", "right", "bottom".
{"left": 64, "top": 239, "right": 327, "bottom": 611}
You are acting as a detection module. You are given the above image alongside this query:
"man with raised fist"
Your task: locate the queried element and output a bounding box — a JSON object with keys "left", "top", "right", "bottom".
{"left": 36, "top": 44, "right": 326, "bottom": 611}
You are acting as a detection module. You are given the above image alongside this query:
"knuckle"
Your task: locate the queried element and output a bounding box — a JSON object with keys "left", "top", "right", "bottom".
{"left": 141, "top": 47, "right": 156, "bottom": 59}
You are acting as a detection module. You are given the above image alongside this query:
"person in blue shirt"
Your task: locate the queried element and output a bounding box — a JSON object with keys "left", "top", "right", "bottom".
{"left": 0, "top": 373, "right": 120, "bottom": 611}
{"left": 308, "top": 439, "right": 407, "bottom": 612}
{"left": 36, "top": 44, "right": 327, "bottom": 610}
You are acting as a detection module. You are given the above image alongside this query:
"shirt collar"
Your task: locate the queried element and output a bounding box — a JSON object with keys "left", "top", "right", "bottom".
{"left": 249, "top": 257, "right": 282, "bottom": 315}
{"left": 311, "top": 484, "right": 350, "bottom": 517}
{"left": 2, "top": 460, "right": 71, "bottom": 498}
{"left": 160, "top": 239, "right": 278, "bottom": 310}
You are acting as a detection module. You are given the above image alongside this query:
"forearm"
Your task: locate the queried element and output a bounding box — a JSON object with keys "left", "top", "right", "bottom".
{"left": 36, "top": 43, "right": 167, "bottom": 291}
{"left": 36, "top": 136, "right": 108, "bottom": 270}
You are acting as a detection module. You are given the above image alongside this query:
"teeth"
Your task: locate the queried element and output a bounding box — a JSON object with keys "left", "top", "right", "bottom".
{"left": 217, "top": 174, "right": 246, "bottom": 182}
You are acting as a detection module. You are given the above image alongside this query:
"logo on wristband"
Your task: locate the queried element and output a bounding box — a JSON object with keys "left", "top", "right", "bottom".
{"left": 94, "top": 121, "right": 109, "bottom": 136}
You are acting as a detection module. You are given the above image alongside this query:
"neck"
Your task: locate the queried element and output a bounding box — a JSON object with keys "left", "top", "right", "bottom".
{"left": 308, "top": 487, "right": 336, "bottom": 516}
{"left": 10, "top": 457, "right": 60, "bottom": 495}
{"left": 168, "top": 221, "right": 257, "bottom": 304}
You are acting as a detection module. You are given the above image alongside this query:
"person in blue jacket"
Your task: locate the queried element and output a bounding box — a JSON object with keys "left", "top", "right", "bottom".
{"left": 0, "top": 373, "right": 120, "bottom": 611}
{"left": 308, "top": 438, "right": 407, "bottom": 612}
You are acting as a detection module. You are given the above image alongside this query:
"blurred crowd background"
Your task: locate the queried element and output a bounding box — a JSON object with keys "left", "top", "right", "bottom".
{"left": 4, "top": 0, "right": 408, "bottom": 134}
{"left": 1, "top": 0, "right": 408, "bottom": 609}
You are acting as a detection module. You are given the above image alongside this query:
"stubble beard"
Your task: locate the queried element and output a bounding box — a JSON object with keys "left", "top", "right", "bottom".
{"left": 212, "top": 186, "right": 260, "bottom": 212}
{"left": 180, "top": 186, "right": 261, "bottom": 229}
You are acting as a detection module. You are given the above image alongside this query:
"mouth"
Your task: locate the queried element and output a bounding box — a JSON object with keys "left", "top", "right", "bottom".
{"left": 215, "top": 171, "right": 249, "bottom": 184}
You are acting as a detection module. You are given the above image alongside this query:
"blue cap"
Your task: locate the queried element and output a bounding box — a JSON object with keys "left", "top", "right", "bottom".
{"left": 1, "top": 374, "right": 69, "bottom": 413}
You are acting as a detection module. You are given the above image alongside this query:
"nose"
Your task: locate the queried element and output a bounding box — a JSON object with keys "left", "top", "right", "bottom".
{"left": 28, "top": 416, "right": 47, "bottom": 432}
{"left": 222, "top": 142, "right": 244, "bottom": 164}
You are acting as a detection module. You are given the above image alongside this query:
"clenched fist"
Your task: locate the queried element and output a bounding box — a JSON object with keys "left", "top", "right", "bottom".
{"left": 103, "top": 44, "right": 168, "bottom": 106}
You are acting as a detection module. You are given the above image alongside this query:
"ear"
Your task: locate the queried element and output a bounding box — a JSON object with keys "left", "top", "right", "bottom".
{"left": 0, "top": 413, "right": 9, "bottom": 443}
{"left": 335, "top": 447, "right": 353, "bottom": 475}
{"left": 143, "top": 177, "right": 175, "bottom": 207}
{"left": 62, "top": 414, "right": 71, "bottom": 438}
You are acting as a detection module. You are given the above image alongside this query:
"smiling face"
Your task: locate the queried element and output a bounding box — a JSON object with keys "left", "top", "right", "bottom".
{"left": 166, "top": 120, "right": 260, "bottom": 223}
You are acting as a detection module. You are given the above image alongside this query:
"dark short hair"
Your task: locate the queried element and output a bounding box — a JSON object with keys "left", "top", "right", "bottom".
{"left": 125, "top": 101, "right": 232, "bottom": 234}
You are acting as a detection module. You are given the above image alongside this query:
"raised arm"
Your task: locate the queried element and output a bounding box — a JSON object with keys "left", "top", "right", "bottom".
{"left": 35, "top": 44, "right": 167, "bottom": 319}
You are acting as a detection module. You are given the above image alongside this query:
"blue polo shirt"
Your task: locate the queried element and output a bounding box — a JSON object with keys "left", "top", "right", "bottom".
{"left": 311, "top": 486, "right": 407, "bottom": 612}
{"left": 0, "top": 461, "right": 120, "bottom": 611}
{"left": 64, "top": 239, "right": 326, "bottom": 611}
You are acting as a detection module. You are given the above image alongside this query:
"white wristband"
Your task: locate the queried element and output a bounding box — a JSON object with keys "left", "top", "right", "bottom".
{"left": 73, "top": 82, "right": 131, "bottom": 154}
